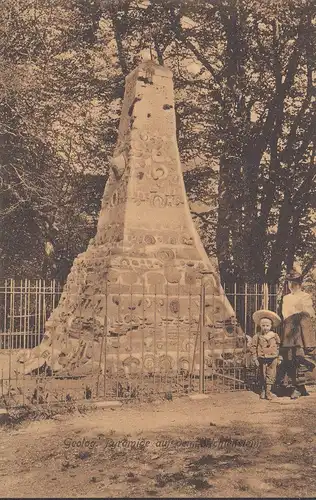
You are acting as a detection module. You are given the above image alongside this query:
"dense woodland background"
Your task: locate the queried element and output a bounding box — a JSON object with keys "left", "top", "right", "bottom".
{"left": 1, "top": 0, "right": 316, "bottom": 284}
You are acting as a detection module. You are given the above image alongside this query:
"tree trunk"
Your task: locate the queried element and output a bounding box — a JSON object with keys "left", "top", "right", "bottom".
{"left": 266, "top": 193, "right": 293, "bottom": 282}
{"left": 216, "top": 156, "right": 233, "bottom": 282}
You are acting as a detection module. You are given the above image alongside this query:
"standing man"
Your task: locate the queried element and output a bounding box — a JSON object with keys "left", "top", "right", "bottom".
{"left": 280, "top": 270, "right": 316, "bottom": 399}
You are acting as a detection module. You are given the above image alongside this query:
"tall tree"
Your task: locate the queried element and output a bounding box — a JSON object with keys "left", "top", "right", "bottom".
{"left": 0, "top": 0, "right": 110, "bottom": 279}
{"left": 1, "top": 0, "right": 316, "bottom": 284}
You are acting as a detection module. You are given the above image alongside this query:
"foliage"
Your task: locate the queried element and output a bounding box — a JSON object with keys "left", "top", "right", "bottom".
{"left": 1, "top": 0, "right": 316, "bottom": 283}
{"left": 0, "top": 0, "right": 109, "bottom": 280}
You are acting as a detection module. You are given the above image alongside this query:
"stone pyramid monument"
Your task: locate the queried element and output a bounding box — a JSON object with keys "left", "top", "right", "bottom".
{"left": 19, "top": 62, "right": 242, "bottom": 376}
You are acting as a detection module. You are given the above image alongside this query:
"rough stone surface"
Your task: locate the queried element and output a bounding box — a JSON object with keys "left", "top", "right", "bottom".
{"left": 18, "top": 62, "right": 243, "bottom": 376}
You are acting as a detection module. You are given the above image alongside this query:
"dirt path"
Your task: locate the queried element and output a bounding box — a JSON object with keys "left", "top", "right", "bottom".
{"left": 1, "top": 389, "right": 316, "bottom": 498}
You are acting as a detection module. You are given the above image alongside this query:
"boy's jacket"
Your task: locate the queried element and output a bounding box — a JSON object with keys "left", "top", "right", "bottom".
{"left": 250, "top": 331, "right": 281, "bottom": 358}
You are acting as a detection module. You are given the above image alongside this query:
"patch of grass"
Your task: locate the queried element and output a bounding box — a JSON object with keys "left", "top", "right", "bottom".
{"left": 192, "top": 454, "right": 217, "bottom": 467}
{"left": 155, "top": 471, "right": 186, "bottom": 488}
{"left": 0, "top": 402, "right": 91, "bottom": 427}
{"left": 188, "top": 452, "right": 245, "bottom": 472}
{"left": 186, "top": 476, "right": 212, "bottom": 490}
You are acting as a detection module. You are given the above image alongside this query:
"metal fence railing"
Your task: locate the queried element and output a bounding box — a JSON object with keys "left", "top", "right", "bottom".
{"left": 0, "top": 279, "right": 281, "bottom": 406}
{"left": 223, "top": 283, "right": 280, "bottom": 336}
{"left": 0, "top": 280, "right": 280, "bottom": 349}
{"left": 0, "top": 280, "right": 62, "bottom": 349}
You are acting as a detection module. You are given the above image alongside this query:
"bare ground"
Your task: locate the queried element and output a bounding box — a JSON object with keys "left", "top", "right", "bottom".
{"left": 1, "top": 388, "right": 316, "bottom": 498}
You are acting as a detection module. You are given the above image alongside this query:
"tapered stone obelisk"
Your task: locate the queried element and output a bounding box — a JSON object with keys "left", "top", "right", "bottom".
{"left": 19, "top": 62, "right": 242, "bottom": 376}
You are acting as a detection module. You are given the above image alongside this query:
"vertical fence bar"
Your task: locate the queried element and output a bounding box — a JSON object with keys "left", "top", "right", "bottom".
{"left": 103, "top": 280, "right": 108, "bottom": 399}
{"left": 19, "top": 279, "right": 23, "bottom": 350}
{"left": 13, "top": 278, "right": 16, "bottom": 349}
{"left": 41, "top": 279, "right": 46, "bottom": 402}
{"left": 176, "top": 283, "right": 180, "bottom": 395}
{"left": 222, "top": 292, "right": 226, "bottom": 390}
{"left": 29, "top": 279, "right": 35, "bottom": 398}
{"left": 96, "top": 281, "right": 103, "bottom": 398}
{"left": 153, "top": 285, "right": 157, "bottom": 396}
{"left": 47, "top": 279, "right": 53, "bottom": 402}
{"left": 91, "top": 287, "right": 96, "bottom": 400}
{"left": 27, "top": 279, "right": 31, "bottom": 350}
{"left": 34, "top": 280, "right": 38, "bottom": 349}
{"left": 141, "top": 280, "right": 145, "bottom": 402}
{"left": 42, "top": 279, "right": 46, "bottom": 344}
{"left": 49, "top": 280, "right": 53, "bottom": 319}
{"left": 244, "top": 283, "right": 249, "bottom": 368}
{"left": 8, "top": 279, "right": 14, "bottom": 396}
{"left": 116, "top": 282, "right": 121, "bottom": 399}
{"left": 128, "top": 284, "right": 133, "bottom": 399}
{"left": 199, "top": 279, "right": 205, "bottom": 393}
{"left": 76, "top": 269, "right": 82, "bottom": 402}
{"left": 51, "top": 279, "right": 55, "bottom": 315}
{"left": 244, "top": 283, "right": 248, "bottom": 336}
{"left": 233, "top": 282, "right": 237, "bottom": 326}
{"left": 222, "top": 283, "right": 226, "bottom": 392}
{"left": 4, "top": 280, "right": 8, "bottom": 349}
{"left": 38, "top": 280, "right": 42, "bottom": 346}
{"left": 191, "top": 295, "right": 199, "bottom": 385}
{"left": 23, "top": 279, "right": 27, "bottom": 349}
{"left": 165, "top": 283, "right": 169, "bottom": 393}
{"left": 188, "top": 284, "right": 192, "bottom": 393}
{"left": 52, "top": 279, "right": 57, "bottom": 311}
{"left": 263, "top": 283, "right": 267, "bottom": 309}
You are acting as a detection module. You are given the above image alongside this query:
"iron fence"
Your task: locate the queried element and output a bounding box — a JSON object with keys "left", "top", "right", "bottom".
{"left": 224, "top": 283, "right": 280, "bottom": 335}
{"left": 0, "top": 279, "right": 280, "bottom": 406}
{"left": 0, "top": 280, "right": 280, "bottom": 347}
{"left": 0, "top": 280, "right": 62, "bottom": 349}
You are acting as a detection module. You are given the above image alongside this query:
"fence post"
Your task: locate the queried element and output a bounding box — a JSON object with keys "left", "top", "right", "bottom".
{"left": 199, "top": 280, "right": 205, "bottom": 393}
{"left": 8, "top": 279, "right": 14, "bottom": 395}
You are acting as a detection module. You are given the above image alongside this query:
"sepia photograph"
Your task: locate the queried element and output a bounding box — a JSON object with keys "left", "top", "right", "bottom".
{"left": 0, "top": 0, "right": 316, "bottom": 497}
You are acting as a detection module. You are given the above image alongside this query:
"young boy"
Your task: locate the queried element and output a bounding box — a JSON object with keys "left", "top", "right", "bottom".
{"left": 250, "top": 310, "right": 281, "bottom": 400}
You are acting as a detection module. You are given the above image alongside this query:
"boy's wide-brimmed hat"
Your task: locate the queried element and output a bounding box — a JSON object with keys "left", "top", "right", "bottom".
{"left": 252, "top": 310, "right": 281, "bottom": 328}
{"left": 285, "top": 269, "right": 303, "bottom": 283}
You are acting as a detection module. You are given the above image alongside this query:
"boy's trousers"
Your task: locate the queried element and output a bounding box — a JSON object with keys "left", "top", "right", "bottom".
{"left": 258, "top": 357, "right": 278, "bottom": 386}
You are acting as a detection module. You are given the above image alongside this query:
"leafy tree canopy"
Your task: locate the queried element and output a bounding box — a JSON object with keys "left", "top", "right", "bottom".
{"left": 1, "top": 0, "right": 315, "bottom": 283}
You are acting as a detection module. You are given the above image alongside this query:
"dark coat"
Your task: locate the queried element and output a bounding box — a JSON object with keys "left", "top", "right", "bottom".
{"left": 281, "top": 312, "right": 315, "bottom": 349}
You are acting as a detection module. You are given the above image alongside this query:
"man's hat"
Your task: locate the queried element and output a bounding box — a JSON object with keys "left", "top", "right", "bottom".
{"left": 285, "top": 269, "right": 303, "bottom": 283}
{"left": 252, "top": 309, "right": 281, "bottom": 328}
